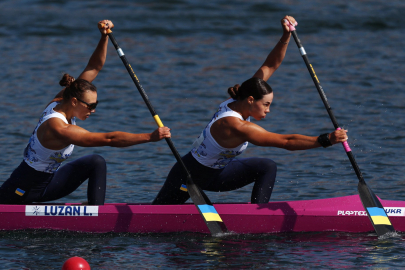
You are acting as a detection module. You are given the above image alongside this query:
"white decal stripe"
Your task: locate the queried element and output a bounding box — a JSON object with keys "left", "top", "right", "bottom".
{"left": 25, "top": 205, "right": 99, "bottom": 217}
{"left": 300, "top": 47, "right": 306, "bottom": 56}
{"left": 385, "top": 207, "right": 405, "bottom": 216}
{"left": 117, "top": 48, "right": 124, "bottom": 57}
{"left": 337, "top": 207, "right": 405, "bottom": 216}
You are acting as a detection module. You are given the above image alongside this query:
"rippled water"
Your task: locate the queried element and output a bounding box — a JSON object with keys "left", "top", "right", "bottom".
{"left": 0, "top": 0, "right": 405, "bottom": 269}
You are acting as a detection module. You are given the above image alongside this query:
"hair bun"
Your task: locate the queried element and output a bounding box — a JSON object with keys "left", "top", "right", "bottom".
{"left": 227, "top": 84, "right": 240, "bottom": 99}
{"left": 59, "top": 73, "right": 75, "bottom": 87}
{"left": 227, "top": 77, "right": 273, "bottom": 101}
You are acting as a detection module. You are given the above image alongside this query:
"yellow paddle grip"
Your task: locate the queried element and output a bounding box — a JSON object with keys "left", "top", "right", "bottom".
{"left": 153, "top": 115, "right": 164, "bottom": 128}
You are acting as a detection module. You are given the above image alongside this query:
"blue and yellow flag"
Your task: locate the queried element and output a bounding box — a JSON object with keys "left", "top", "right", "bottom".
{"left": 15, "top": 188, "right": 25, "bottom": 196}
{"left": 180, "top": 184, "right": 188, "bottom": 192}
{"left": 367, "top": 207, "right": 392, "bottom": 225}
{"left": 198, "top": 204, "right": 223, "bottom": 222}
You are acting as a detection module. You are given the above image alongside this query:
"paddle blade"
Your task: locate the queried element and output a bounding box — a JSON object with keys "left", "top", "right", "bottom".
{"left": 106, "top": 31, "right": 228, "bottom": 237}
{"left": 358, "top": 181, "right": 395, "bottom": 237}
{"left": 186, "top": 176, "right": 228, "bottom": 236}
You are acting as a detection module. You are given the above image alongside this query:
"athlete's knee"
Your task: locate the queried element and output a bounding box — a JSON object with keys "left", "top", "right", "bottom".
{"left": 91, "top": 154, "right": 106, "bottom": 163}
{"left": 89, "top": 154, "right": 106, "bottom": 168}
{"left": 256, "top": 158, "right": 277, "bottom": 173}
{"left": 267, "top": 159, "right": 277, "bottom": 173}
{"left": 264, "top": 158, "right": 277, "bottom": 168}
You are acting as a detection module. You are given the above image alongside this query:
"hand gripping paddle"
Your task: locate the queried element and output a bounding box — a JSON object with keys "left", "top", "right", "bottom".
{"left": 100, "top": 23, "right": 228, "bottom": 236}
{"left": 286, "top": 19, "right": 395, "bottom": 237}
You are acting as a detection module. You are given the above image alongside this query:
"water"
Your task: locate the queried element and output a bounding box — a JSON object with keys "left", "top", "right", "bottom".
{"left": 0, "top": 0, "right": 405, "bottom": 268}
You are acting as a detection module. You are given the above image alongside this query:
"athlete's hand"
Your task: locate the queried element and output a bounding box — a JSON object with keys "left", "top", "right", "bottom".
{"left": 281, "top": 15, "right": 297, "bottom": 33}
{"left": 98, "top": 20, "right": 114, "bottom": 35}
{"left": 329, "top": 129, "right": 348, "bottom": 144}
{"left": 150, "top": 127, "right": 171, "bottom": 142}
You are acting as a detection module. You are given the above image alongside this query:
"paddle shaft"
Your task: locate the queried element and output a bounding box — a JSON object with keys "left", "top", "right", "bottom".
{"left": 107, "top": 36, "right": 186, "bottom": 172}
{"left": 290, "top": 30, "right": 365, "bottom": 183}
{"left": 105, "top": 30, "right": 227, "bottom": 236}
{"left": 288, "top": 23, "right": 394, "bottom": 236}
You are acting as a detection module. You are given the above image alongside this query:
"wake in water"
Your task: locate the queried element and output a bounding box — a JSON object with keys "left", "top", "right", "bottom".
{"left": 378, "top": 231, "right": 401, "bottom": 240}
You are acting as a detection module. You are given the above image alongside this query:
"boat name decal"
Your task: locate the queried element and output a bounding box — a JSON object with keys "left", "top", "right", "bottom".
{"left": 337, "top": 210, "right": 368, "bottom": 216}
{"left": 337, "top": 207, "right": 405, "bottom": 217}
{"left": 383, "top": 207, "right": 405, "bottom": 216}
{"left": 25, "top": 205, "right": 99, "bottom": 217}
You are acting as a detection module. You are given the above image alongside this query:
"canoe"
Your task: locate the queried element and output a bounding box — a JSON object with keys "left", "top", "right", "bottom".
{"left": 1, "top": 195, "right": 404, "bottom": 234}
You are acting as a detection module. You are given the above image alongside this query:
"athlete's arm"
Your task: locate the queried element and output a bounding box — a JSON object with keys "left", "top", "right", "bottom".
{"left": 49, "top": 20, "right": 113, "bottom": 105}
{"left": 77, "top": 20, "right": 113, "bottom": 83}
{"left": 236, "top": 121, "right": 347, "bottom": 150}
{"left": 212, "top": 117, "right": 347, "bottom": 151}
{"left": 252, "top": 15, "right": 296, "bottom": 82}
{"left": 39, "top": 118, "right": 171, "bottom": 149}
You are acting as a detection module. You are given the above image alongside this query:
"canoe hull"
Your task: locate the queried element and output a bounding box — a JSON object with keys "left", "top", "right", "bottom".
{"left": 1, "top": 195, "right": 405, "bottom": 234}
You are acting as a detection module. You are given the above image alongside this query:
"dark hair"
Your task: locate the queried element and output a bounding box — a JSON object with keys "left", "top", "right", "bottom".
{"left": 227, "top": 77, "right": 273, "bottom": 101}
{"left": 59, "top": 73, "right": 97, "bottom": 101}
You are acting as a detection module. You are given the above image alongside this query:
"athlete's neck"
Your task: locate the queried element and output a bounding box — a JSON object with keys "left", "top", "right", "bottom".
{"left": 228, "top": 100, "right": 249, "bottom": 120}
{"left": 53, "top": 102, "right": 73, "bottom": 124}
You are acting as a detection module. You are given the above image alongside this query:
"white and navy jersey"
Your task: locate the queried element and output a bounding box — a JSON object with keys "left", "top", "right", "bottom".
{"left": 191, "top": 99, "right": 250, "bottom": 169}
{"left": 23, "top": 102, "right": 75, "bottom": 173}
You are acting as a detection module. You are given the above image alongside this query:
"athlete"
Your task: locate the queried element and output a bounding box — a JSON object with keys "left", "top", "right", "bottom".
{"left": 152, "top": 15, "right": 348, "bottom": 205}
{"left": 0, "top": 20, "right": 171, "bottom": 205}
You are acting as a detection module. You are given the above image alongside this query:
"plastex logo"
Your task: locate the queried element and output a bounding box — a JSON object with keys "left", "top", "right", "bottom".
{"left": 337, "top": 207, "right": 405, "bottom": 216}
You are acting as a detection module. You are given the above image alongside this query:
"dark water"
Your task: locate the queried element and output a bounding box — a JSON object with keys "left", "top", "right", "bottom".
{"left": 1, "top": 0, "right": 405, "bottom": 269}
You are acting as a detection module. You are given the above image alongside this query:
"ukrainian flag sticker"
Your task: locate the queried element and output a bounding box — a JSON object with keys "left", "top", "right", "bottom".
{"left": 367, "top": 207, "right": 392, "bottom": 225}
{"left": 198, "top": 204, "right": 223, "bottom": 222}
{"left": 180, "top": 184, "right": 188, "bottom": 192}
{"left": 15, "top": 188, "right": 25, "bottom": 196}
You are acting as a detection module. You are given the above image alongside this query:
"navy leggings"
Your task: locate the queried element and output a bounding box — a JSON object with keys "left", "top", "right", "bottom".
{"left": 0, "top": 154, "right": 107, "bottom": 205}
{"left": 152, "top": 152, "right": 277, "bottom": 204}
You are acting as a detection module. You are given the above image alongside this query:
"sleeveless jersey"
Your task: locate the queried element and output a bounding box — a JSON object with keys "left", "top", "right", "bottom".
{"left": 191, "top": 99, "right": 250, "bottom": 169}
{"left": 23, "top": 102, "right": 76, "bottom": 173}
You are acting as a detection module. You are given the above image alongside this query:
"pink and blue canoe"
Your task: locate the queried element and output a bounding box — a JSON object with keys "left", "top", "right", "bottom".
{"left": 0, "top": 195, "right": 404, "bottom": 234}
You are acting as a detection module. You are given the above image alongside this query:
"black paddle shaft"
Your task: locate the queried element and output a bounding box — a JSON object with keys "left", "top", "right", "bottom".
{"left": 290, "top": 31, "right": 365, "bottom": 183}
{"left": 107, "top": 34, "right": 185, "bottom": 170}
{"left": 107, "top": 32, "right": 227, "bottom": 236}
{"left": 290, "top": 29, "right": 395, "bottom": 236}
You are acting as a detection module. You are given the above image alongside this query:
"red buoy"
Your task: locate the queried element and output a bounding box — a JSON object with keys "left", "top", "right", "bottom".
{"left": 62, "top": 256, "right": 91, "bottom": 270}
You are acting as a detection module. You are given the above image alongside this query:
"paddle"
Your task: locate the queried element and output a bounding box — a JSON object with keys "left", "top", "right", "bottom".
{"left": 100, "top": 25, "right": 227, "bottom": 236}
{"left": 286, "top": 20, "right": 395, "bottom": 237}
